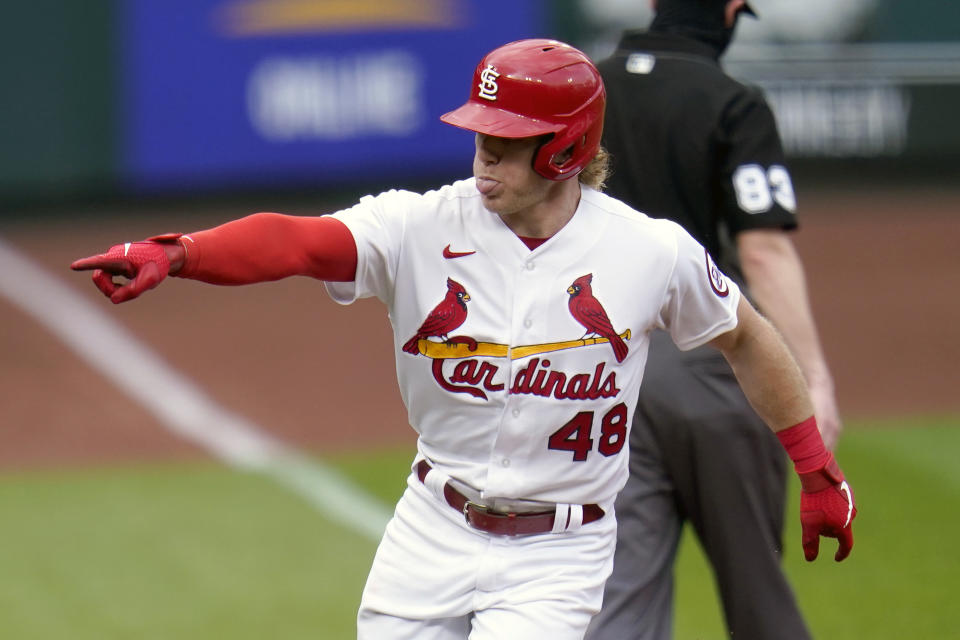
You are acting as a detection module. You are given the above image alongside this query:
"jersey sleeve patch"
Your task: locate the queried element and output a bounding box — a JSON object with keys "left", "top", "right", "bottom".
{"left": 705, "top": 248, "right": 730, "bottom": 298}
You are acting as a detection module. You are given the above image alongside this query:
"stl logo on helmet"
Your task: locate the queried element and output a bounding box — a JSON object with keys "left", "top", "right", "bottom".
{"left": 477, "top": 65, "right": 501, "bottom": 101}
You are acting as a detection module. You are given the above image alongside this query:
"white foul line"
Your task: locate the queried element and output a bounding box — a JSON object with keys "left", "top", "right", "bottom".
{"left": 0, "top": 237, "right": 392, "bottom": 541}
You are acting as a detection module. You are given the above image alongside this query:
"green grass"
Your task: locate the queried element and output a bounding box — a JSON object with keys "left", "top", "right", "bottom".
{"left": 0, "top": 417, "right": 957, "bottom": 639}
{"left": 0, "top": 462, "right": 391, "bottom": 639}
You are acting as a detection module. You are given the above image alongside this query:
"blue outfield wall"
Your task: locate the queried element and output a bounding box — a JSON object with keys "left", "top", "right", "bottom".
{"left": 118, "top": 0, "right": 547, "bottom": 192}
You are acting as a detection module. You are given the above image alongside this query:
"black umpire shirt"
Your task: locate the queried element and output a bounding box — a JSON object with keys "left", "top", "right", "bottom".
{"left": 597, "top": 31, "right": 797, "bottom": 289}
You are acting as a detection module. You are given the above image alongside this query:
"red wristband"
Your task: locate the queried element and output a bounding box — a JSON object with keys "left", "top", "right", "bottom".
{"left": 776, "top": 416, "right": 831, "bottom": 474}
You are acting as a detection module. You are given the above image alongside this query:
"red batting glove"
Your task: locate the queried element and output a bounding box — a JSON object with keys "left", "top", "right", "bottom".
{"left": 797, "top": 452, "right": 856, "bottom": 561}
{"left": 70, "top": 233, "right": 183, "bottom": 304}
{"left": 777, "top": 416, "right": 857, "bottom": 562}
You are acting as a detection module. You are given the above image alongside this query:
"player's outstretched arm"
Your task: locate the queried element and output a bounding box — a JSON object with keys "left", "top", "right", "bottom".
{"left": 70, "top": 233, "right": 185, "bottom": 304}
{"left": 71, "top": 213, "right": 358, "bottom": 303}
{"left": 709, "top": 298, "right": 856, "bottom": 562}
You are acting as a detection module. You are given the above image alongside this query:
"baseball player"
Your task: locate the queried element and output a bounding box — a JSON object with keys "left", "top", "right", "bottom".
{"left": 71, "top": 39, "right": 855, "bottom": 640}
{"left": 587, "top": 2, "right": 845, "bottom": 639}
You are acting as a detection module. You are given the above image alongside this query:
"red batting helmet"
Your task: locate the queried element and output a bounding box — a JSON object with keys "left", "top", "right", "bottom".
{"left": 440, "top": 39, "right": 606, "bottom": 181}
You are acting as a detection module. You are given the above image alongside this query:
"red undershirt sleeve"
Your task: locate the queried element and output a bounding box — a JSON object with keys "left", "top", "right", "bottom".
{"left": 175, "top": 212, "right": 358, "bottom": 284}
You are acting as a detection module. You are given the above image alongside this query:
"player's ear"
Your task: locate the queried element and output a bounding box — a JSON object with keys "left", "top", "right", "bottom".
{"left": 553, "top": 145, "right": 575, "bottom": 167}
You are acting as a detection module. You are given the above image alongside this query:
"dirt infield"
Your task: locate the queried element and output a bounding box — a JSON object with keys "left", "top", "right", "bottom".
{"left": 1, "top": 185, "right": 957, "bottom": 470}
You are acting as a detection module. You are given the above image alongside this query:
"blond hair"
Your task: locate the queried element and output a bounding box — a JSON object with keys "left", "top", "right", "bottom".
{"left": 578, "top": 145, "right": 611, "bottom": 191}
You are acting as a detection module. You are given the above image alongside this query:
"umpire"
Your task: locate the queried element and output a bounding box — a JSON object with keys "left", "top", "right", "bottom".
{"left": 587, "top": 1, "right": 843, "bottom": 639}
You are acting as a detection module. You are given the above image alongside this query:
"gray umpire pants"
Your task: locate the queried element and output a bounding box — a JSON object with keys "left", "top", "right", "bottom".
{"left": 586, "top": 331, "right": 811, "bottom": 640}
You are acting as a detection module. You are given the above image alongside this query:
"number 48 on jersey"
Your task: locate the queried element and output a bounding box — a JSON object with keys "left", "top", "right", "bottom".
{"left": 548, "top": 402, "right": 628, "bottom": 461}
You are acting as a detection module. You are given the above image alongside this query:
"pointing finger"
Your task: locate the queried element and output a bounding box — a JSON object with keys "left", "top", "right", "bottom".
{"left": 71, "top": 255, "right": 110, "bottom": 271}
{"left": 71, "top": 256, "right": 135, "bottom": 277}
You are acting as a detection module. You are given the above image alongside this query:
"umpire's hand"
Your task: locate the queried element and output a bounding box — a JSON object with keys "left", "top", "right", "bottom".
{"left": 71, "top": 233, "right": 183, "bottom": 304}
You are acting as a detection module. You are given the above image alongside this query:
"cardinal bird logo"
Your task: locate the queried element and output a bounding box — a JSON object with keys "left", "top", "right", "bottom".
{"left": 567, "top": 273, "right": 629, "bottom": 363}
{"left": 402, "top": 278, "right": 471, "bottom": 354}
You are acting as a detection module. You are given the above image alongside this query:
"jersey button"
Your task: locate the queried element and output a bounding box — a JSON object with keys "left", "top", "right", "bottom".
{"left": 523, "top": 318, "right": 533, "bottom": 328}
{"left": 512, "top": 408, "right": 521, "bottom": 417}
{"left": 501, "top": 458, "right": 511, "bottom": 467}
{"left": 525, "top": 261, "right": 535, "bottom": 271}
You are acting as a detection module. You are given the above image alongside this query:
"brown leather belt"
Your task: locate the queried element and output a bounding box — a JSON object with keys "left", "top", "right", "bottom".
{"left": 416, "top": 459, "right": 604, "bottom": 536}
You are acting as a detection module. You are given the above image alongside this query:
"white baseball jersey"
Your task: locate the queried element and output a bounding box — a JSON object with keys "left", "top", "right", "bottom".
{"left": 326, "top": 178, "right": 740, "bottom": 506}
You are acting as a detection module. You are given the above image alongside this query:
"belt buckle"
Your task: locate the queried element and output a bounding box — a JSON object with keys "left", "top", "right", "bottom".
{"left": 463, "top": 500, "right": 521, "bottom": 531}
{"left": 462, "top": 500, "right": 488, "bottom": 524}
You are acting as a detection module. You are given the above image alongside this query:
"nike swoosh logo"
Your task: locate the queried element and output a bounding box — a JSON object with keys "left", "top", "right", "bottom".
{"left": 443, "top": 244, "right": 476, "bottom": 259}
{"left": 839, "top": 480, "right": 853, "bottom": 527}
{"left": 123, "top": 242, "right": 132, "bottom": 256}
